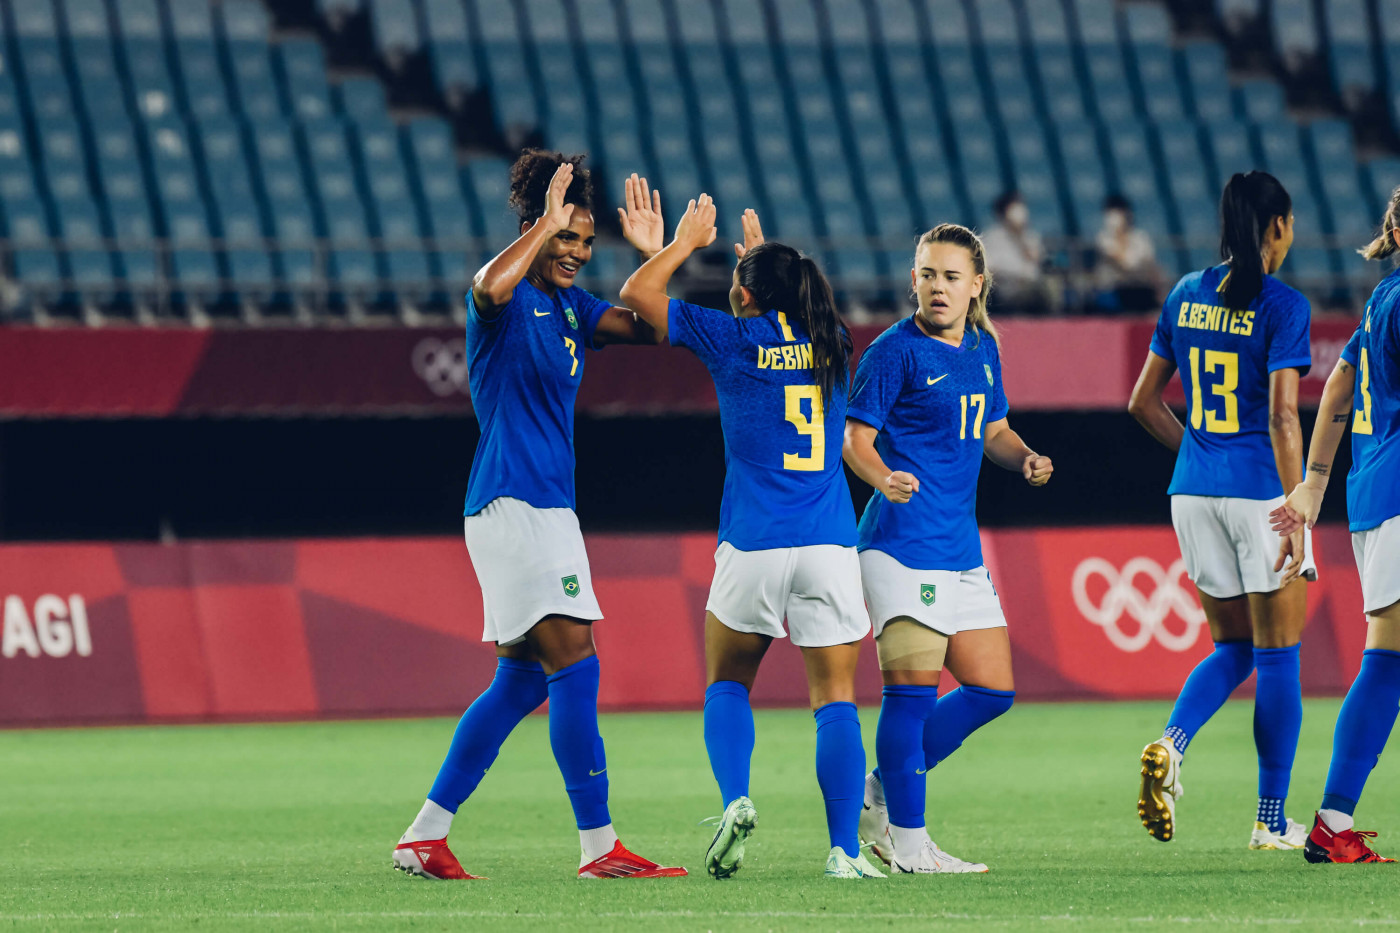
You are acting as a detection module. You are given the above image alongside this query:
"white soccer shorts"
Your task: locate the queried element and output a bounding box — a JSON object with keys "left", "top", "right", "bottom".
{"left": 1352, "top": 514, "right": 1400, "bottom": 614}
{"left": 464, "top": 496, "right": 603, "bottom": 646}
{"left": 706, "top": 542, "right": 870, "bottom": 648}
{"left": 1170, "top": 494, "right": 1317, "bottom": 599}
{"left": 858, "top": 548, "right": 1007, "bottom": 638}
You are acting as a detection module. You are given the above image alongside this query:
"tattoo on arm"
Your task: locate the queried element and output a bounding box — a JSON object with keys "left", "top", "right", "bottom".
{"left": 1332, "top": 413, "right": 1349, "bottom": 423}
{"left": 1339, "top": 362, "right": 1353, "bottom": 374}
{"left": 1308, "top": 461, "right": 1330, "bottom": 476}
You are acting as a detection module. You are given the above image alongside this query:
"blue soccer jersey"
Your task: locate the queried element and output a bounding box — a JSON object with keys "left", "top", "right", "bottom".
{"left": 463, "top": 279, "right": 612, "bottom": 516}
{"left": 1150, "top": 265, "right": 1311, "bottom": 500}
{"left": 1341, "top": 268, "right": 1400, "bottom": 532}
{"left": 667, "top": 299, "right": 856, "bottom": 551}
{"left": 847, "top": 316, "right": 1008, "bottom": 571}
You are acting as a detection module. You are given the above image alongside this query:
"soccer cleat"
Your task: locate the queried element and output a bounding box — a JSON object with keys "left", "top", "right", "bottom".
{"left": 1303, "top": 813, "right": 1396, "bottom": 864}
{"left": 392, "top": 838, "right": 485, "bottom": 880}
{"left": 891, "top": 837, "right": 989, "bottom": 874}
{"left": 1138, "top": 736, "right": 1184, "bottom": 842}
{"left": 1249, "top": 818, "right": 1309, "bottom": 850}
{"left": 705, "top": 796, "right": 758, "bottom": 879}
{"left": 824, "top": 846, "right": 884, "bottom": 878}
{"left": 578, "top": 840, "right": 688, "bottom": 879}
{"left": 859, "top": 774, "right": 893, "bottom": 866}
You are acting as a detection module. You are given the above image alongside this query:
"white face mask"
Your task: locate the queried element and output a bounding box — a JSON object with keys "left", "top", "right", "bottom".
{"left": 1006, "top": 202, "right": 1029, "bottom": 228}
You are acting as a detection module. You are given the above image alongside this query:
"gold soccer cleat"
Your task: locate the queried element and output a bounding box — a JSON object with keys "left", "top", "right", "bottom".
{"left": 1138, "top": 737, "right": 1183, "bottom": 842}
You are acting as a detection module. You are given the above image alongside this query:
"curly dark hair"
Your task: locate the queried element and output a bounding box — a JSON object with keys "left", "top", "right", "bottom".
{"left": 507, "top": 148, "right": 594, "bottom": 225}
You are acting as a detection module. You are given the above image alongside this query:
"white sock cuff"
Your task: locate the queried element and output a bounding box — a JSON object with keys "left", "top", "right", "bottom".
{"left": 579, "top": 823, "right": 619, "bottom": 864}
{"left": 404, "top": 799, "right": 454, "bottom": 842}
{"left": 1319, "top": 808, "right": 1354, "bottom": 833}
{"left": 865, "top": 771, "right": 885, "bottom": 807}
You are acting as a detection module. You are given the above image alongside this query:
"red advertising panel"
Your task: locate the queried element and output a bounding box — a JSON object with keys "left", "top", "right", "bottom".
{"left": 0, "top": 526, "right": 1369, "bottom": 726}
{"left": 0, "top": 316, "right": 1361, "bottom": 418}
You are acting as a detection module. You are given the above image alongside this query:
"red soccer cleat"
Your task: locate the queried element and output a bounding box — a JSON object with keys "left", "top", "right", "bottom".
{"left": 1303, "top": 814, "right": 1396, "bottom": 864}
{"left": 578, "top": 840, "right": 688, "bottom": 879}
{"left": 392, "top": 838, "right": 487, "bottom": 879}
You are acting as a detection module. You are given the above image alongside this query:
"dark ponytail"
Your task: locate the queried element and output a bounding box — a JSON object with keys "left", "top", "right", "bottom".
{"left": 737, "top": 243, "right": 852, "bottom": 406}
{"left": 1219, "top": 171, "right": 1291, "bottom": 309}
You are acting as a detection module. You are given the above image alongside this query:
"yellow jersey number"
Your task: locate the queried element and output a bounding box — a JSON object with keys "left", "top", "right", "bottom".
{"left": 563, "top": 337, "right": 579, "bottom": 377}
{"left": 960, "top": 394, "right": 986, "bottom": 439}
{"left": 1188, "top": 347, "right": 1240, "bottom": 434}
{"left": 1355, "top": 348, "right": 1374, "bottom": 435}
{"left": 783, "top": 384, "right": 824, "bottom": 471}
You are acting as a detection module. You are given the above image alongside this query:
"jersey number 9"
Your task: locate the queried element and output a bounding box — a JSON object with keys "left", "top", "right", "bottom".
{"left": 784, "top": 385, "right": 824, "bottom": 471}
{"left": 1188, "top": 347, "right": 1240, "bottom": 434}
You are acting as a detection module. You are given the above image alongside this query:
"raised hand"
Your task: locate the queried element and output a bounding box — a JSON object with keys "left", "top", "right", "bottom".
{"left": 1022, "top": 453, "right": 1054, "bottom": 487}
{"left": 673, "top": 194, "right": 718, "bottom": 252}
{"left": 542, "top": 162, "right": 576, "bottom": 231}
{"left": 884, "top": 471, "right": 920, "bottom": 504}
{"left": 617, "top": 173, "right": 664, "bottom": 258}
{"left": 734, "top": 208, "right": 765, "bottom": 259}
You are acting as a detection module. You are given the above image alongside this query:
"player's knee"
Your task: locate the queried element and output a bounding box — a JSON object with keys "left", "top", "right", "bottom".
{"left": 961, "top": 684, "right": 1016, "bottom": 724}
{"left": 875, "top": 618, "right": 948, "bottom": 674}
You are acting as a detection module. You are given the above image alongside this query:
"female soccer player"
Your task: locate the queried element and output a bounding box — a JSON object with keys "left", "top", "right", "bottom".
{"left": 1271, "top": 187, "right": 1400, "bottom": 864}
{"left": 619, "top": 199, "right": 882, "bottom": 880}
{"left": 392, "top": 151, "right": 685, "bottom": 881}
{"left": 1128, "top": 171, "right": 1314, "bottom": 849}
{"left": 845, "top": 224, "right": 1053, "bottom": 874}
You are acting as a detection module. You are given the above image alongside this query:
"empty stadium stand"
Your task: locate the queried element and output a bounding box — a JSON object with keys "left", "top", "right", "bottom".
{"left": 0, "top": 0, "right": 1395, "bottom": 323}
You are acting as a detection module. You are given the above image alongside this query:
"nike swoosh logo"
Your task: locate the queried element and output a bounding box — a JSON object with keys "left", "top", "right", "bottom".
{"left": 589, "top": 768, "right": 607, "bottom": 776}
{"left": 927, "top": 374, "right": 948, "bottom": 386}
{"left": 915, "top": 768, "right": 928, "bottom": 774}
{"left": 534, "top": 309, "right": 550, "bottom": 317}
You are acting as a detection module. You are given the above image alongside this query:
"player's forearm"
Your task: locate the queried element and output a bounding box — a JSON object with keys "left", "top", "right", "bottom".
{"left": 472, "top": 218, "right": 556, "bottom": 311}
{"left": 983, "top": 423, "right": 1034, "bottom": 472}
{"left": 619, "top": 240, "right": 692, "bottom": 336}
{"left": 841, "top": 429, "right": 894, "bottom": 490}
{"left": 1128, "top": 396, "right": 1184, "bottom": 451}
{"left": 1301, "top": 363, "right": 1356, "bottom": 491}
{"left": 1269, "top": 407, "right": 1304, "bottom": 494}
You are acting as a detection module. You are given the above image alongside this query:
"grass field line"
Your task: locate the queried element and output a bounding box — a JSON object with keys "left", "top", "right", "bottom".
{"left": 2, "top": 910, "right": 1397, "bottom": 926}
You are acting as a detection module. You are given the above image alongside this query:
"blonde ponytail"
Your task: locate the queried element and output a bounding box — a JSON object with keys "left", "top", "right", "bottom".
{"left": 1361, "top": 185, "right": 1400, "bottom": 261}
{"left": 916, "top": 224, "right": 998, "bottom": 346}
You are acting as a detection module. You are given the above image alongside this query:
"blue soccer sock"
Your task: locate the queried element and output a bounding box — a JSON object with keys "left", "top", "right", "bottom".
{"left": 814, "top": 701, "right": 865, "bottom": 858}
{"left": 1320, "top": 649, "right": 1400, "bottom": 816}
{"left": 1253, "top": 644, "right": 1302, "bottom": 832}
{"left": 546, "top": 655, "right": 611, "bottom": 830}
{"left": 1163, "top": 639, "right": 1255, "bottom": 755}
{"left": 920, "top": 684, "right": 1015, "bottom": 768}
{"left": 704, "top": 681, "right": 755, "bottom": 808}
{"left": 874, "top": 685, "right": 938, "bottom": 831}
{"left": 427, "top": 657, "right": 548, "bottom": 814}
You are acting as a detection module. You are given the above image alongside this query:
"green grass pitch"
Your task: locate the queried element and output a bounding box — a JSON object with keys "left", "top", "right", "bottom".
{"left": 3, "top": 700, "right": 1398, "bottom": 931}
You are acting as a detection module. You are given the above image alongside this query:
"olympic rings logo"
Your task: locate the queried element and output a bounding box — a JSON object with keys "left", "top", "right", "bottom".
{"left": 1070, "top": 557, "right": 1207, "bottom": 653}
{"left": 412, "top": 338, "right": 470, "bottom": 397}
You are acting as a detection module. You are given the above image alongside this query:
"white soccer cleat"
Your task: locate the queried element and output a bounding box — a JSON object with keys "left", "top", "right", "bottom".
{"left": 1250, "top": 817, "right": 1309, "bottom": 850}
{"left": 705, "top": 796, "right": 758, "bottom": 879}
{"left": 1138, "top": 735, "right": 1184, "bottom": 842}
{"left": 859, "top": 772, "right": 893, "bottom": 866}
{"left": 824, "top": 846, "right": 885, "bottom": 879}
{"left": 891, "top": 836, "right": 989, "bottom": 874}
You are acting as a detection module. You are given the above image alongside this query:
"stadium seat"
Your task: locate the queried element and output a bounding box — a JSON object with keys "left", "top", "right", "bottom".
{"left": 278, "top": 39, "right": 334, "bottom": 121}
{"left": 369, "top": 0, "right": 423, "bottom": 65}
{"left": 424, "top": 0, "right": 478, "bottom": 107}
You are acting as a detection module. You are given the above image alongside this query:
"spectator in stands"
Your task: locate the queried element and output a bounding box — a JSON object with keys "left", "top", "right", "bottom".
{"left": 980, "top": 191, "right": 1051, "bottom": 315}
{"left": 1094, "top": 194, "right": 1163, "bottom": 314}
